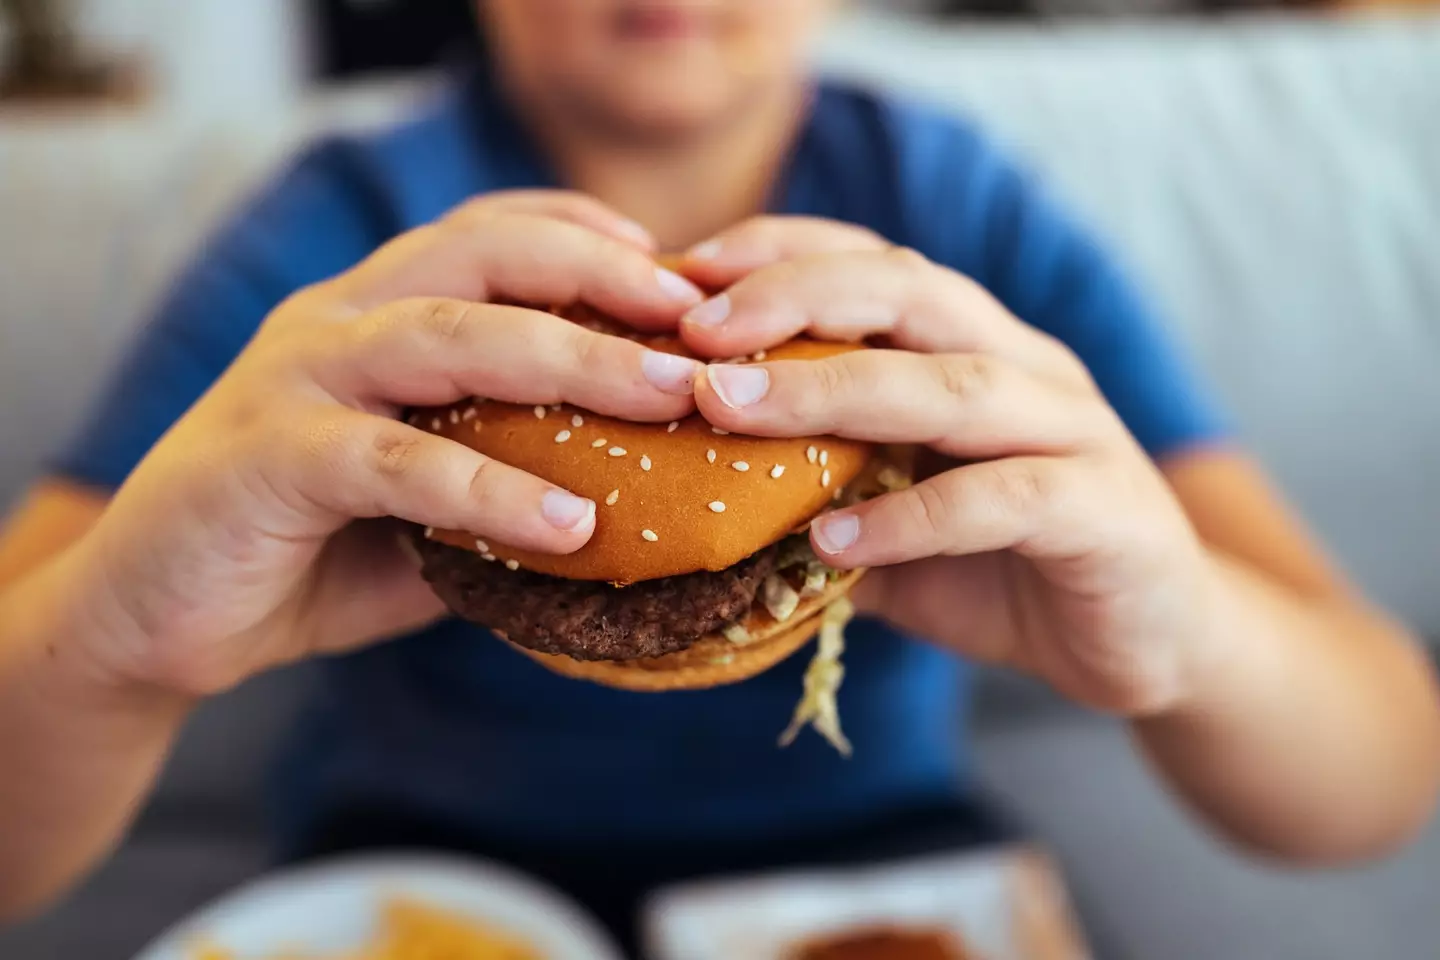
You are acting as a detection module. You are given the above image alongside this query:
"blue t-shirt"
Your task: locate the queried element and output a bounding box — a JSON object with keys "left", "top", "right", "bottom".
{"left": 53, "top": 73, "right": 1227, "bottom": 854}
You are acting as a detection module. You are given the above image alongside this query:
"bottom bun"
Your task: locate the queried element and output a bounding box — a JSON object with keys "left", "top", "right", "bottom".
{"left": 504, "top": 568, "right": 865, "bottom": 692}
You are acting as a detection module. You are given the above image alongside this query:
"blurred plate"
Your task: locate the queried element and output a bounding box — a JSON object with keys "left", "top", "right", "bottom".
{"left": 132, "top": 852, "right": 624, "bottom": 960}
{"left": 642, "top": 844, "right": 1090, "bottom": 960}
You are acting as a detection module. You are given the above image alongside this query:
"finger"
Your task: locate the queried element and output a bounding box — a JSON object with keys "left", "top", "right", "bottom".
{"left": 675, "top": 215, "right": 888, "bottom": 286}
{"left": 272, "top": 408, "right": 598, "bottom": 555}
{"left": 680, "top": 248, "right": 1085, "bottom": 385}
{"left": 696, "top": 349, "right": 1119, "bottom": 459}
{"left": 808, "top": 457, "right": 1093, "bottom": 568}
{"left": 332, "top": 213, "right": 702, "bottom": 328}
{"left": 318, "top": 298, "right": 701, "bottom": 419}
{"left": 450, "top": 190, "right": 655, "bottom": 250}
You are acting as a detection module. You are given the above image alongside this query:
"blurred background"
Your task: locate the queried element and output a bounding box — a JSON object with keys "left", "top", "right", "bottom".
{"left": 2, "top": 1, "right": 1440, "bottom": 958}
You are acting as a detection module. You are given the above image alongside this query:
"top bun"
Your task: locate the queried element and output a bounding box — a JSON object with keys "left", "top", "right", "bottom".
{"left": 416, "top": 317, "right": 872, "bottom": 583}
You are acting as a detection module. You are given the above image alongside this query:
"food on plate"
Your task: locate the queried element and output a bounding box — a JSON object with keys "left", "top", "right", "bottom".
{"left": 409, "top": 293, "right": 912, "bottom": 754}
{"left": 785, "top": 925, "right": 973, "bottom": 960}
{"left": 189, "top": 897, "right": 543, "bottom": 959}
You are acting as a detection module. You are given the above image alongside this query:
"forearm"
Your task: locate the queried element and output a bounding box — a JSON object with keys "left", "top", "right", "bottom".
{"left": 1135, "top": 550, "right": 1440, "bottom": 863}
{"left": 0, "top": 549, "right": 190, "bottom": 920}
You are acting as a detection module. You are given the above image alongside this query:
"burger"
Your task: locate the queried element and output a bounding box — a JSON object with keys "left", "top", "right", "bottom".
{"left": 406, "top": 294, "right": 912, "bottom": 754}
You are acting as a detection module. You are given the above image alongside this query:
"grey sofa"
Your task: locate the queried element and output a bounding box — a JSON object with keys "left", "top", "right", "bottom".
{"left": 2, "top": 12, "right": 1439, "bottom": 959}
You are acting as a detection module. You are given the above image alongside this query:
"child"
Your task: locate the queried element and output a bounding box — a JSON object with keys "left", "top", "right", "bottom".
{"left": 1, "top": 1, "right": 1436, "bottom": 951}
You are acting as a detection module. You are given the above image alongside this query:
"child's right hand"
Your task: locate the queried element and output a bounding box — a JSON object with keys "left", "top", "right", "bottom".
{"left": 64, "top": 192, "right": 704, "bottom": 698}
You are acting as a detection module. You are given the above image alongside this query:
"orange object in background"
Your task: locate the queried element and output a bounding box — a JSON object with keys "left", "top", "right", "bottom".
{"left": 190, "top": 898, "right": 544, "bottom": 960}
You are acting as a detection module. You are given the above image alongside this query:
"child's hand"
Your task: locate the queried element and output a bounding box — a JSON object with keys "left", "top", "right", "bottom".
{"left": 70, "top": 192, "right": 704, "bottom": 697}
{"left": 679, "top": 219, "right": 1218, "bottom": 716}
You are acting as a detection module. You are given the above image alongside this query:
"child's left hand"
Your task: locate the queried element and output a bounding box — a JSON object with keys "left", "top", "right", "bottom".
{"left": 678, "top": 219, "right": 1222, "bottom": 717}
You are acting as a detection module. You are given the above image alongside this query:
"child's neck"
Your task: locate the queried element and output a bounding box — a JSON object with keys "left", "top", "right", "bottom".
{"left": 535, "top": 83, "right": 809, "bottom": 252}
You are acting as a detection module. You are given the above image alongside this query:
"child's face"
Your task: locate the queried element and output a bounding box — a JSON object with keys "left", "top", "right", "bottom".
{"left": 481, "top": 0, "right": 830, "bottom": 138}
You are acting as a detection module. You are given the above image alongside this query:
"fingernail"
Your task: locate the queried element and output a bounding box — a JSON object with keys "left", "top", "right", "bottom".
{"left": 642, "top": 349, "right": 701, "bottom": 395}
{"left": 685, "top": 294, "right": 731, "bottom": 328}
{"left": 618, "top": 219, "right": 654, "bottom": 247}
{"left": 706, "top": 364, "right": 769, "bottom": 408}
{"left": 542, "top": 490, "right": 595, "bottom": 532}
{"left": 655, "top": 267, "right": 702, "bottom": 304}
{"left": 813, "top": 513, "right": 861, "bottom": 554}
{"left": 687, "top": 239, "right": 723, "bottom": 260}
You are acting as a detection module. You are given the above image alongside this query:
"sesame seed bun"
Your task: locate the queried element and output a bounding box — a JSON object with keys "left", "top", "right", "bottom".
{"left": 504, "top": 567, "right": 865, "bottom": 691}
{"left": 407, "top": 275, "right": 897, "bottom": 696}
{"left": 418, "top": 332, "right": 872, "bottom": 584}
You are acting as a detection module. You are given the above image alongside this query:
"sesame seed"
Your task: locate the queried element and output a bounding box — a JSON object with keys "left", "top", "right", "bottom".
{"left": 820, "top": 450, "right": 829, "bottom": 467}
{"left": 424, "top": 527, "right": 434, "bottom": 538}
{"left": 449, "top": 410, "right": 459, "bottom": 424}
{"left": 771, "top": 464, "right": 785, "bottom": 479}
{"left": 640, "top": 455, "right": 652, "bottom": 471}
{"left": 472, "top": 421, "right": 483, "bottom": 433}
{"left": 608, "top": 446, "right": 627, "bottom": 457}
{"left": 592, "top": 438, "right": 607, "bottom": 448}
{"left": 476, "top": 539, "right": 490, "bottom": 553}
{"left": 712, "top": 427, "right": 730, "bottom": 435}
{"left": 551, "top": 403, "right": 562, "bottom": 412}
{"left": 505, "top": 559, "right": 520, "bottom": 571}
{"left": 461, "top": 407, "right": 478, "bottom": 421}
{"left": 431, "top": 418, "right": 442, "bottom": 431}
{"left": 806, "top": 446, "right": 818, "bottom": 464}
{"left": 482, "top": 553, "right": 497, "bottom": 562}
{"left": 709, "top": 501, "right": 727, "bottom": 513}
{"left": 555, "top": 430, "right": 572, "bottom": 443}
{"left": 407, "top": 413, "right": 420, "bottom": 425}
{"left": 706, "top": 449, "right": 717, "bottom": 464}
{"left": 753, "top": 349, "right": 767, "bottom": 361}
{"left": 572, "top": 414, "right": 584, "bottom": 428}
{"left": 642, "top": 529, "right": 659, "bottom": 542}
{"left": 534, "top": 406, "right": 546, "bottom": 419}
{"left": 667, "top": 421, "right": 679, "bottom": 433}
{"left": 606, "top": 489, "right": 620, "bottom": 506}
{"left": 822, "top": 469, "right": 832, "bottom": 487}
{"left": 732, "top": 461, "right": 750, "bottom": 472}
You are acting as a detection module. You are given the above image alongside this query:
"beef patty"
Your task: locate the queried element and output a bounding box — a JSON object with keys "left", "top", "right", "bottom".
{"left": 416, "top": 536, "right": 779, "bottom": 661}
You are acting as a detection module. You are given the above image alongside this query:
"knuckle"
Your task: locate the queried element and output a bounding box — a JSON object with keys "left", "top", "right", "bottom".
{"left": 935, "top": 353, "right": 1000, "bottom": 406}
{"left": 563, "top": 323, "right": 609, "bottom": 376}
{"left": 990, "top": 461, "right": 1058, "bottom": 517}
{"left": 884, "top": 245, "right": 932, "bottom": 274}
{"left": 557, "top": 192, "right": 610, "bottom": 218}
{"left": 410, "top": 298, "right": 481, "bottom": 347}
{"left": 370, "top": 426, "right": 426, "bottom": 482}
{"left": 799, "top": 357, "right": 853, "bottom": 421}
{"left": 905, "top": 481, "right": 956, "bottom": 540}
{"left": 1046, "top": 334, "right": 1098, "bottom": 387}
{"left": 447, "top": 197, "right": 491, "bottom": 225}
{"left": 612, "top": 242, "right": 660, "bottom": 287}
{"left": 465, "top": 455, "right": 506, "bottom": 508}
{"left": 448, "top": 193, "right": 530, "bottom": 225}
{"left": 730, "top": 214, "right": 782, "bottom": 244}
{"left": 278, "top": 411, "right": 345, "bottom": 472}
{"left": 441, "top": 204, "right": 501, "bottom": 239}
{"left": 740, "top": 255, "right": 801, "bottom": 294}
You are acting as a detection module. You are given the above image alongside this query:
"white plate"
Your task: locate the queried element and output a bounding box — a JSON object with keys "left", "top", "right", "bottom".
{"left": 642, "top": 845, "right": 1091, "bottom": 960}
{"left": 132, "top": 852, "right": 625, "bottom": 960}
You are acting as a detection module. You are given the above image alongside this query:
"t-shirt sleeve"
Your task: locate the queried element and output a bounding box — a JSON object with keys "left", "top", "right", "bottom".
{"left": 50, "top": 140, "right": 393, "bottom": 493}
{"left": 900, "top": 113, "right": 1231, "bottom": 461}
